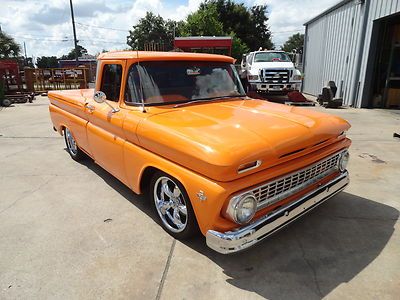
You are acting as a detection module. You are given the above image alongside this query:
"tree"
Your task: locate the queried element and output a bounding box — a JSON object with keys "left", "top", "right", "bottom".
{"left": 36, "top": 56, "right": 59, "bottom": 68}
{"left": 0, "top": 31, "right": 21, "bottom": 58}
{"left": 250, "top": 5, "right": 274, "bottom": 50}
{"left": 229, "top": 32, "right": 249, "bottom": 59}
{"left": 198, "top": 0, "right": 274, "bottom": 51}
{"left": 125, "top": 1, "right": 273, "bottom": 58}
{"left": 281, "top": 33, "right": 304, "bottom": 53}
{"left": 182, "top": 4, "right": 224, "bottom": 36}
{"left": 60, "top": 44, "right": 88, "bottom": 60}
{"left": 127, "top": 12, "right": 176, "bottom": 51}
{"left": 165, "top": 20, "right": 186, "bottom": 42}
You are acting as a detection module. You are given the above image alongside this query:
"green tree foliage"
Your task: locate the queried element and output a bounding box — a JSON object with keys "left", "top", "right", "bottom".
{"left": 229, "top": 32, "right": 249, "bottom": 60}
{"left": 36, "top": 56, "right": 59, "bottom": 68}
{"left": 0, "top": 31, "right": 21, "bottom": 58}
{"left": 250, "top": 5, "right": 274, "bottom": 50}
{"left": 125, "top": 0, "right": 272, "bottom": 58}
{"left": 281, "top": 33, "right": 304, "bottom": 53}
{"left": 198, "top": 0, "right": 273, "bottom": 51}
{"left": 165, "top": 20, "right": 186, "bottom": 41}
{"left": 127, "top": 12, "right": 178, "bottom": 51}
{"left": 60, "top": 44, "right": 88, "bottom": 60}
{"left": 183, "top": 0, "right": 272, "bottom": 57}
{"left": 182, "top": 4, "right": 224, "bottom": 36}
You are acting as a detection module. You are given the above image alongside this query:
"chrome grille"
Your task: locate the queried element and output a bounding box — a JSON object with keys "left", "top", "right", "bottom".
{"left": 260, "top": 69, "right": 289, "bottom": 83}
{"left": 253, "top": 152, "right": 342, "bottom": 210}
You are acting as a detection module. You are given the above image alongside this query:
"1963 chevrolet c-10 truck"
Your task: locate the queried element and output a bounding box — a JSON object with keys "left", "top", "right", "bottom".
{"left": 48, "top": 51, "right": 351, "bottom": 254}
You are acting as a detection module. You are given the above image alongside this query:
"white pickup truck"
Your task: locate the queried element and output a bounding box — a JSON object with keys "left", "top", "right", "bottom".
{"left": 240, "top": 50, "right": 302, "bottom": 95}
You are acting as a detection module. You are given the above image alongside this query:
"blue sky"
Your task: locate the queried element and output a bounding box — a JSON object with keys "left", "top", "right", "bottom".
{"left": 0, "top": 0, "right": 338, "bottom": 59}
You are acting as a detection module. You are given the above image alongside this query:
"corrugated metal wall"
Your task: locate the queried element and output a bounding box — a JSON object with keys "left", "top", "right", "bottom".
{"left": 357, "top": 0, "right": 400, "bottom": 107}
{"left": 303, "top": 0, "right": 363, "bottom": 106}
{"left": 303, "top": 0, "right": 400, "bottom": 107}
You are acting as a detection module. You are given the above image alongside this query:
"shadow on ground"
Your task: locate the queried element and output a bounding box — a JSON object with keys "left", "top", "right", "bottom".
{"left": 79, "top": 157, "right": 398, "bottom": 300}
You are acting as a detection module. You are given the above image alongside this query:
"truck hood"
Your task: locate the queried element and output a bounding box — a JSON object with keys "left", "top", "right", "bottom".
{"left": 251, "top": 61, "right": 294, "bottom": 70}
{"left": 137, "top": 99, "right": 350, "bottom": 181}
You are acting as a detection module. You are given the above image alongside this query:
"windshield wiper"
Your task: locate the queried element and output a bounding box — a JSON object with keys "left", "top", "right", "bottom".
{"left": 173, "top": 95, "right": 246, "bottom": 108}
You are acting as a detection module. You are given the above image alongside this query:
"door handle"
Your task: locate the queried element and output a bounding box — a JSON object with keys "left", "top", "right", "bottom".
{"left": 85, "top": 103, "right": 95, "bottom": 113}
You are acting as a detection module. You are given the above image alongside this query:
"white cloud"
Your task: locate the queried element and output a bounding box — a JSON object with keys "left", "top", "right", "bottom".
{"left": 175, "top": 0, "right": 203, "bottom": 19}
{"left": 252, "top": 0, "right": 338, "bottom": 48}
{"left": 0, "top": 0, "right": 339, "bottom": 59}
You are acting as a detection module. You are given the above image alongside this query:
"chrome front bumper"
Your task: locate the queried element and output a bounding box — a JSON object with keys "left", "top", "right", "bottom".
{"left": 206, "top": 172, "right": 349, "bottom": 254}
{"left": 249, "top": 82, "right": 301, "bottom": 92}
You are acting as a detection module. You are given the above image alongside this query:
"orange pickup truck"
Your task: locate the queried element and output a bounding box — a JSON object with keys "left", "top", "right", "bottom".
{"left": 48, "top": 51, "right": 351, "bottom": 254}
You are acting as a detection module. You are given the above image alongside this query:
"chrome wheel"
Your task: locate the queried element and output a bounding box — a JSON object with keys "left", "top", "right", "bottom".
{"left": 65, "top": 128, "right": 78, "bottom": 156}
{"left": 153, "top": 176, "right": 188, "bottom": 233}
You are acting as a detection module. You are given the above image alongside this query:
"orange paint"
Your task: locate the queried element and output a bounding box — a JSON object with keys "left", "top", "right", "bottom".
{"left": 48, "top": 51, "right": 351, "bottom": 235}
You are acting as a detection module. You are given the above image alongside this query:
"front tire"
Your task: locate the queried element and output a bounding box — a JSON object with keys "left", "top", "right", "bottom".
{"left": 150, "top": 172, "right": 199, "bottom": 239}
{"left": 64, "top": 128, "right": 85, "bottom": 161}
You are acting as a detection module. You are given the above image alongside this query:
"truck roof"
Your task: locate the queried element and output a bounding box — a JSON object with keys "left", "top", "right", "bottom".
{"left": 97, "top": 51, "right": 235, "bottom": 63}
{"left": 249, "top": 50, "right": 286, "bottom": 54}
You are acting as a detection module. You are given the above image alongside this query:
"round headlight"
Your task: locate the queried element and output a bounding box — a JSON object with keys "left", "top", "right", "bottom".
{"left": 339, "top": 151, "right": 349, "bottom": 172}
{"left": 233, "top": 194, "right": 257, "bottom": 224}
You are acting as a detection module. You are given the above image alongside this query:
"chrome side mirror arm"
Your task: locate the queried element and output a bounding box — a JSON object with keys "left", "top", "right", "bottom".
{"left": 93, "top": 91, "right": 120, "bottom": 113}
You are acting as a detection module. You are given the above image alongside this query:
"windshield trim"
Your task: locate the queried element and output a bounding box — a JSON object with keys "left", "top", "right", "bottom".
{"left": 173, "top": 95, "right": 246, "bottom": 108}
{"left": 123, "top": 61, "right": 245, "bottom": 107}
{"left": 124, "top": 94, "right": 247, "bottom": 107}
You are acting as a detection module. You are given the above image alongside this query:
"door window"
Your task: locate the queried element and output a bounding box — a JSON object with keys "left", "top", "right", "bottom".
{"left": 100, "top": 64, "right": 122, "bottom": 102}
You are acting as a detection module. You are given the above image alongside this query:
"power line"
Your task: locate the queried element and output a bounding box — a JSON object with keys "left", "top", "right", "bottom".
{"left": 80, "top": 39, "right": 126, "bottom": 45}
{"left": 75, "top": 22, "right": 128, "bottom": 32}
{"left": 77, "top": 34, "right": 126, "bottom": 44}
{"left": 273, "top": 29, "right": 304, "bottom": 34}
{"left": 11, "top": 35, "right": 72, "bottom": 42}
{"left": 11, "top": 33, "right": 125, "bottom": 45}
{"left": 15, "top": 33, "right": 71, "bottom": 38}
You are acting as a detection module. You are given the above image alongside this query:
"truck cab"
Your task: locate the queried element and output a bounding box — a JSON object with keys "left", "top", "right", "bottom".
{"left": 240, "top": 50, "right": 302, "bottom": 94}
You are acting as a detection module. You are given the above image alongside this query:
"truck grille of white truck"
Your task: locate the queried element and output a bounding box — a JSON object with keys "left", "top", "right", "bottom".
{"left": 260, "top": 69, "right": 290, "bottom": 83}
{"left": 252, "top": 152, "right": 342, "bottom": 210}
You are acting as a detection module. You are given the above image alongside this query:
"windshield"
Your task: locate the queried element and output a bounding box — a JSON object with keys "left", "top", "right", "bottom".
{"left": 254, "top": 52, "right": 291, "bottom": 63}
{"left": 125, "top": 61, "right": 245, "bottom": 105}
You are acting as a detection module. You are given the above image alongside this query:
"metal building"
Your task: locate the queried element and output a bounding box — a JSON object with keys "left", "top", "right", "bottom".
{"left": 302, "top": 0, "right": 400, "bottom": 108}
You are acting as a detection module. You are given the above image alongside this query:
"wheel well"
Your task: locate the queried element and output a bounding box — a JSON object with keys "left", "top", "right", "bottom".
{"left": 140, "top": 166, "right": 160, "bottom": 194}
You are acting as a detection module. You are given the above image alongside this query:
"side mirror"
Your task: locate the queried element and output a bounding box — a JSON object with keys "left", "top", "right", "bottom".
{"left": 92, "top": 90, "right": 120, "bottom": 113}
{"left": 93, "top": 91, "right": 106, "bottom": 103}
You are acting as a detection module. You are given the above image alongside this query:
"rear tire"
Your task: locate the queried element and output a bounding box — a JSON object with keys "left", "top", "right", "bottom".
{"left": 64, "top": 128, "right": 85, "bottom": 161}
{"left": 1, "top": 98, "right": 12, "bottom": 107}
{"left": 150, "top": 171, "right": 199, "bottom": 240}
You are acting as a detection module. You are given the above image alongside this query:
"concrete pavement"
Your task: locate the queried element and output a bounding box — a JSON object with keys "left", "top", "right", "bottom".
{"left": 0, "top": 97, "right": 399, "bottom": 299}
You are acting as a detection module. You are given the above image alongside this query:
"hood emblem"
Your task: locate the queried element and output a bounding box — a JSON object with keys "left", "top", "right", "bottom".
{"left": 196, "top": 190, "right": 207, "bottom": 201}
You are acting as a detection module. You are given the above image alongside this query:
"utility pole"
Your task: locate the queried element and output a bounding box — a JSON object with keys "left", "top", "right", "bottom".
{"left": 23, "top": 41, "right": 27, "bottom": 65}
{"left": 69, "top": 0, "right": 79, "bottom": 65}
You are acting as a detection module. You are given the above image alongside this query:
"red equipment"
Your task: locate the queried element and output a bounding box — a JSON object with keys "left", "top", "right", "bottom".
{"left": 174, "top": 37, "right": 233, "bottom": 56}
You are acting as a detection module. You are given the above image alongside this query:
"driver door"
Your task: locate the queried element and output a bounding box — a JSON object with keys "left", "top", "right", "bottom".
{"left": 85, "top": 60, "right": 128, "bottom": 184}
